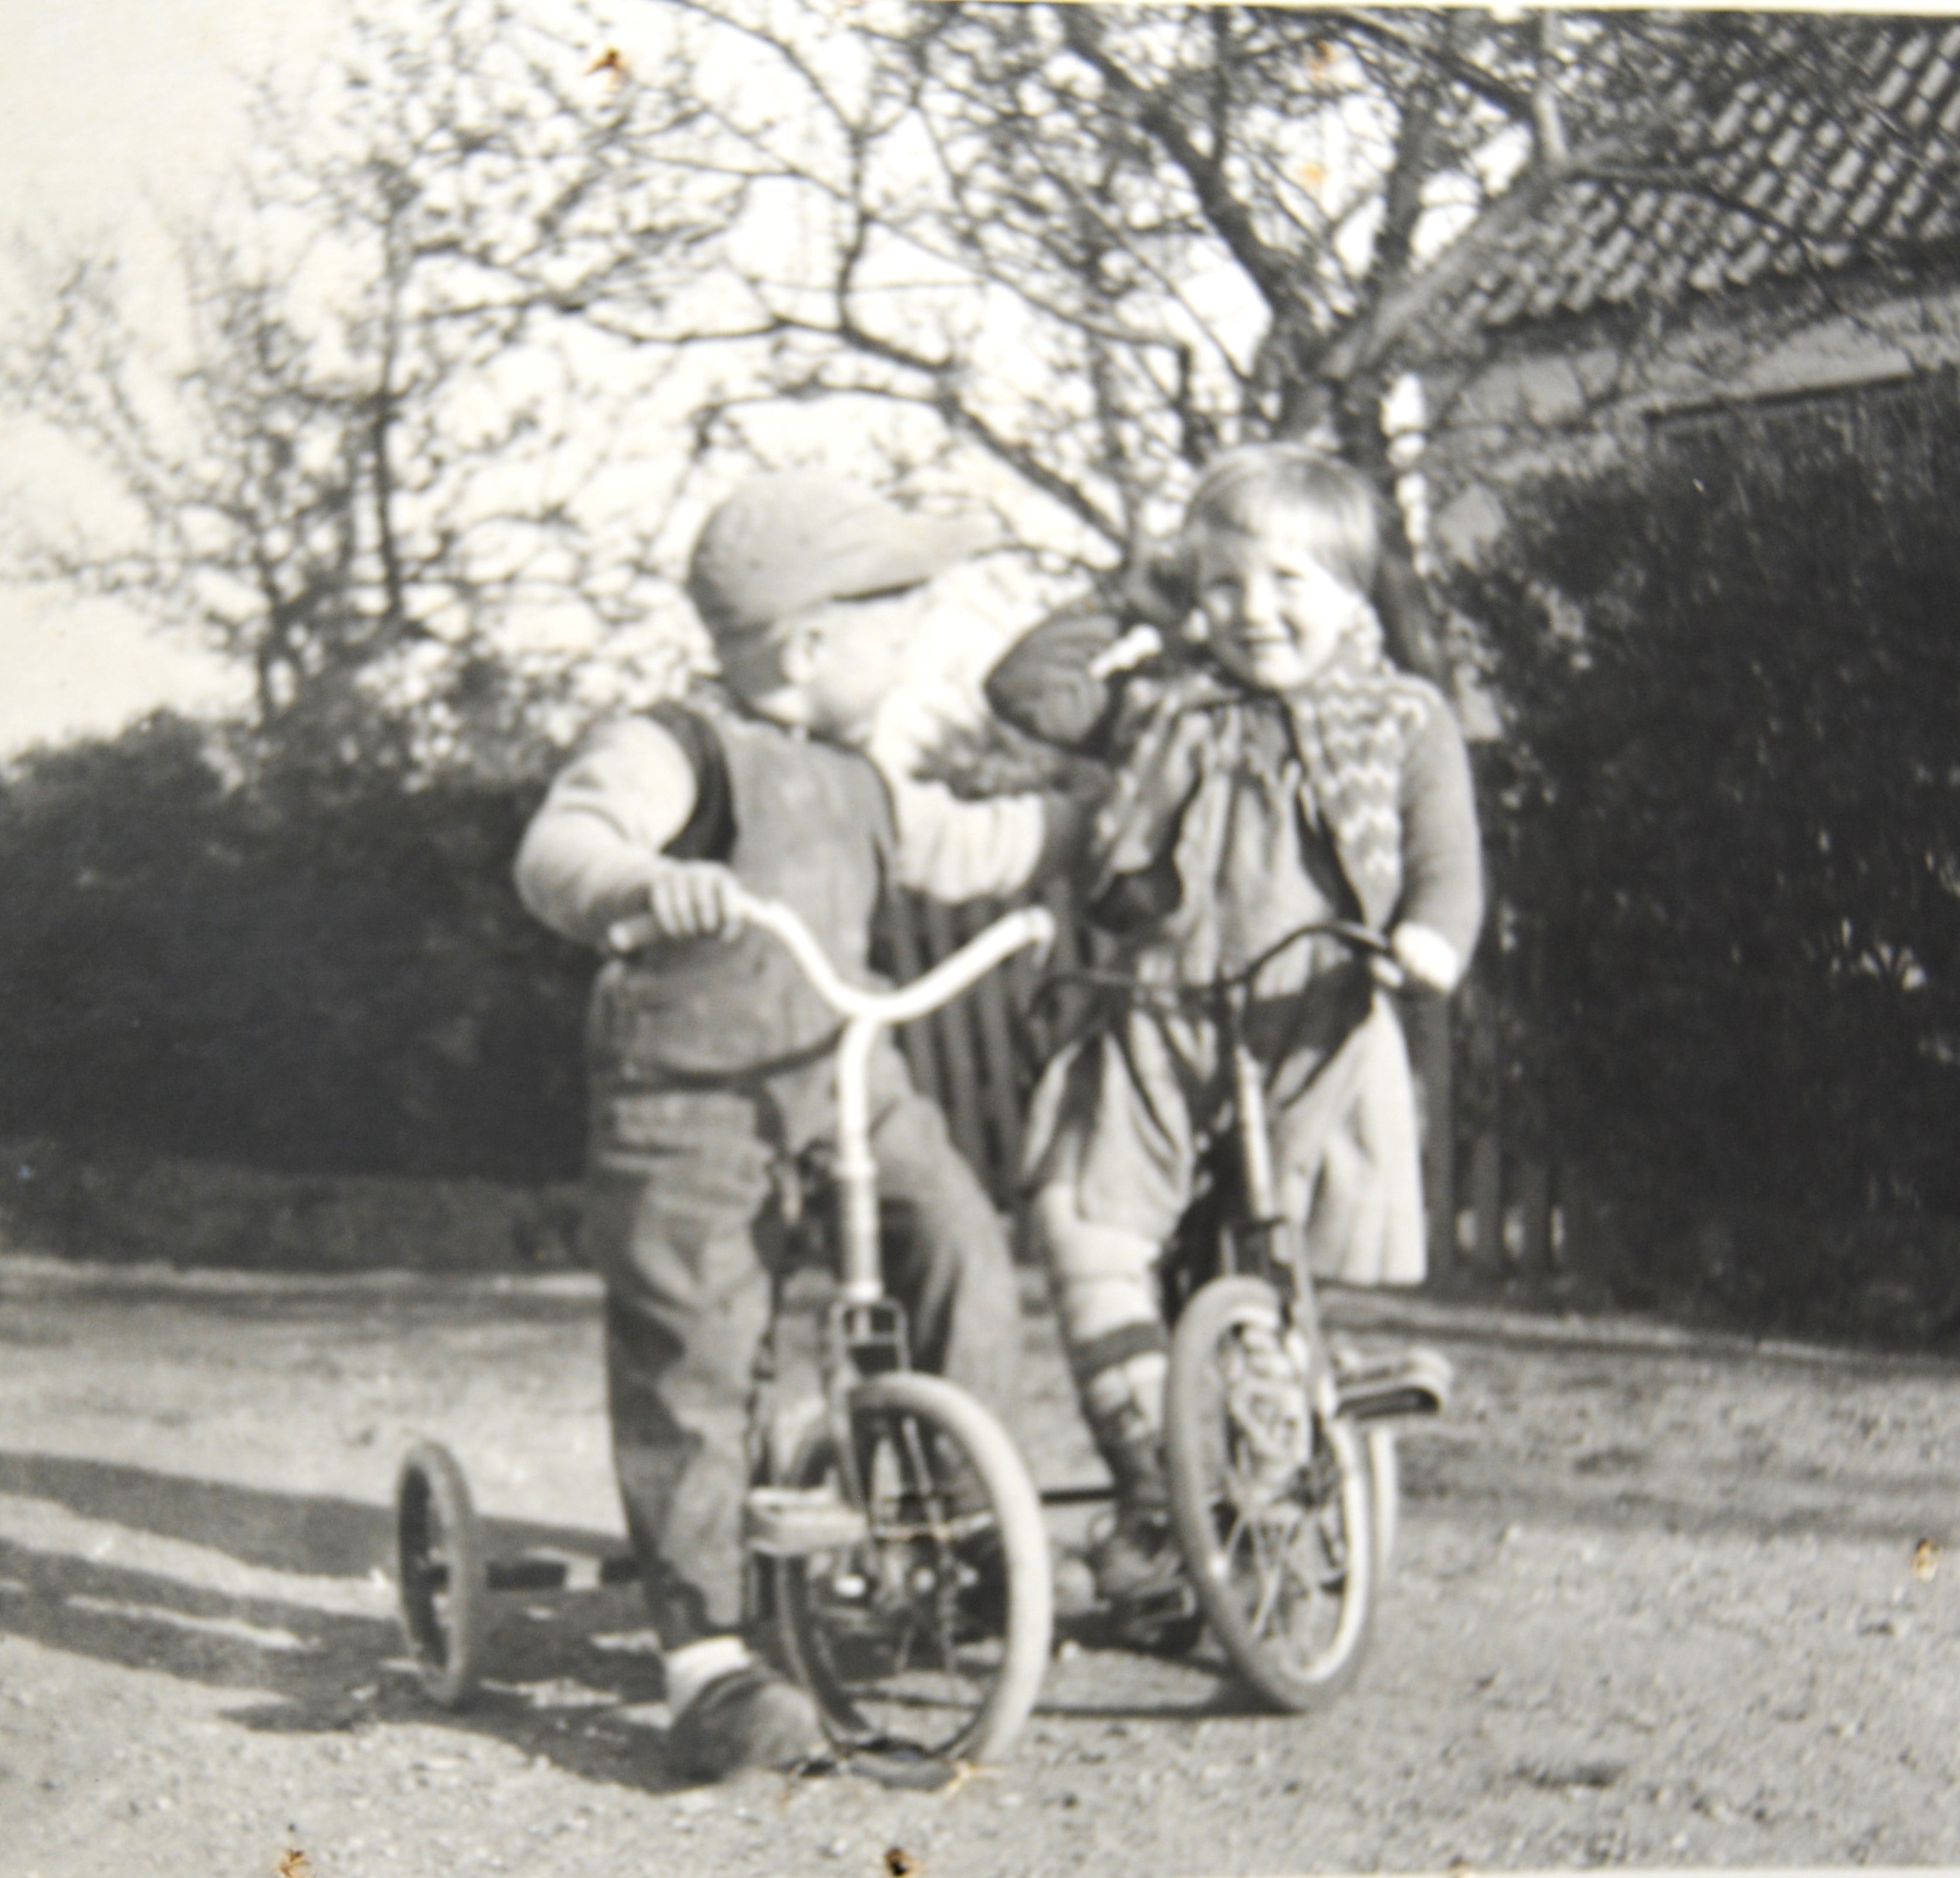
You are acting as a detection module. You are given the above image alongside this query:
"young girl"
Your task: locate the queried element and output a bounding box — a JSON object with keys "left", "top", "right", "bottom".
{"left": 985, "top": 444, "right": 1484, "bottom": 1629}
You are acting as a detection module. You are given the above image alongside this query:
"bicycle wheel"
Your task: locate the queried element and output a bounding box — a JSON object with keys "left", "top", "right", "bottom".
{"left": 775, "top": 1372, "right": 1052, "bottom": 1765}
{"left": 395, "top": 1440, "right": 489, "bottom": 1708}
{"left": 1164, "top": 1276, "right": 1375, "bottom": 1710}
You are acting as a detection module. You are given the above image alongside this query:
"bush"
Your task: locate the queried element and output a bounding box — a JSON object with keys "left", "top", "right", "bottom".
{"left": 0, "top": 714, "right": 589, "bottom": 1182}
{"left": 1454, "top": 383, "right": 1960, "bottom": 1225}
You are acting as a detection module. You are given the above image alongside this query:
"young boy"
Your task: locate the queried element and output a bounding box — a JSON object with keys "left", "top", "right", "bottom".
{"left": 985, "top": 444, "right": 1484, "bottom": 1632}
{"left": 515, "top": 472, "right": 1077, "bottom": 1779}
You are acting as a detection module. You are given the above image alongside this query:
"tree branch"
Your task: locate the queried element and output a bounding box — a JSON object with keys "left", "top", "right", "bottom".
{"left": 1057, "top": 7, "right": 1312, "bottom": 327}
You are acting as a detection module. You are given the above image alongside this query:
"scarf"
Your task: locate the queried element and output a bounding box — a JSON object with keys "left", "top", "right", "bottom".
{"left": 1281, "top": 626, "right": 1431, "bottom": 929}
{"left": 1087, "top": 611, "right": 1432, "bottom": 934}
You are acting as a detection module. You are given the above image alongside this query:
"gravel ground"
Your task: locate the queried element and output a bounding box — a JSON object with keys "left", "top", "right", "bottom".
{"left": 2, "top": 1252, "right": 1958, "bottom": 1877}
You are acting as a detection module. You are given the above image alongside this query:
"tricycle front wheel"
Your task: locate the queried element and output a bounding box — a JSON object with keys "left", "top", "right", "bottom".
{"left": 774, "top": 1372, "right": 1052, "bottom": 1766}
{"left": 1163, "top": 1276, "right": 1376, "bottom": 1710}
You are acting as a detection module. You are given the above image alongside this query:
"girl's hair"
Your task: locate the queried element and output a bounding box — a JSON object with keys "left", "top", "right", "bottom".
{"left": 1182, "top": 444, "right": 1380, "bottom": 595}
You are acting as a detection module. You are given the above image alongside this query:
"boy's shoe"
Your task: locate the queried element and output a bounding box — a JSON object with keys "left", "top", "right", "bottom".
{"left": 669, "top": 1660, "right": 828, "bottom": 1781}
{"left": 1087, "top": 1506, "right": 1198, "bottom": 1649}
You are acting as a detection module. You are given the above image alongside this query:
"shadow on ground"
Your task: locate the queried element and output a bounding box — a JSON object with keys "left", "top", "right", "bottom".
{"left": 0, "top": 1447, "right": 699, "bottom": 1790}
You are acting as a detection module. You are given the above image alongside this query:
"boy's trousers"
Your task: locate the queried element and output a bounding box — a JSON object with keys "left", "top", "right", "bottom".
{"left": 581, "top": 1054, "right": 1020, "bottom": 1648}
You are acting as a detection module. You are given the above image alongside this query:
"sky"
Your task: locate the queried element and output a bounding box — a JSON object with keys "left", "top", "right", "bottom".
{"left": 0, "top": 0, "right": 338, "bottom": 757}
{"left": 0, "top": 0, "right": 1056, "bottom": 761}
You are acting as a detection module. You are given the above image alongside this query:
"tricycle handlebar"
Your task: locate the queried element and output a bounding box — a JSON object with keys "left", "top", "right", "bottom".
{"left": 608, "top": 887, "right": 1053, "bottom": 1306}
{"left": 608, "top": 890, "right": 1056, "bottom": 1026}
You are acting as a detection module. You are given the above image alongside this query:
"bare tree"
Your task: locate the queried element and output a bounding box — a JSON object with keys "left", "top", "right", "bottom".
{"left": 592, "top": 8, "right": 1922, "bottom": 611}
{"left": 0, "top": 0, "right": 731, "bottom": 776}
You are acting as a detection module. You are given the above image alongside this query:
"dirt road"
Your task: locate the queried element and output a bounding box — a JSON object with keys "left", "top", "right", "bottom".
{"left": 2, "top": 1253, "right": 1957, "bottom": 1876}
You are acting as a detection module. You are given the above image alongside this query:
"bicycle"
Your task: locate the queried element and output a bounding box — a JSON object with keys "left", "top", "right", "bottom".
{"left": 395, "top": 889, "right": 1057, "bottom": 1769}
{"left": 1035, "top": 920, "right": 1451, "bottom": 1710}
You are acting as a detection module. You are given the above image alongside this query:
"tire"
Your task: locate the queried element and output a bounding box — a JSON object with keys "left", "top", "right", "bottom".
{"left": 1367, "top": 1426, "right": 1401, "bottom": 1573}
{"left": 1164, "top": 1277, "right": 1375, "bottom": 1710}
{"left": 775, "top": 1372, "right": 1052, "bottom": 1765}
{"left": 395, "top": 1440, "right": 489, "bottom": 1709}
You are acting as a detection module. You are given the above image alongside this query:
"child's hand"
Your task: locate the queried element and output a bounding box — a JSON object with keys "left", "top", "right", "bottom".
{"left": 1382, "top": 921, "right": 1462, "bottom": 994}
{"left": 642, "top": 860, "right": 747, "bottom": 940}
{"left": 1087, "top": 623, "right": 1164, "bottom": 680}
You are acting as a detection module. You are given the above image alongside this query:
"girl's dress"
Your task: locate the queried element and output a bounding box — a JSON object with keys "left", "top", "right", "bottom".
{"left": 994, "top": 613, "right": 1482, "bottom": 1286}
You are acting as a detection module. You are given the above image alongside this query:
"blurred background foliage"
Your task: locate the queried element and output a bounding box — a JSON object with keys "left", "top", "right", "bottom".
{"left": 0, "top": 713, "right": 586, "bottom": 1182}
{"left": 1457, "top": 378, "right": 1960, "bottom": 1235}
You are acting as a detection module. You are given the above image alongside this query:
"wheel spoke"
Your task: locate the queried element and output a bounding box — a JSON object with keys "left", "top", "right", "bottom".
{"left": 1247, "top": 1518, "right": 1288, "bottom": 1639}
{"left": 928, "top": 1547, "right": 961, "bottom": 1670}
{"left": 887, "top": 1606, "right": 924, "bottom": 1678}
{"left": 1219, "top": 1497, "right": 1252, "bottom": 1574}
{"left": 1276, "top": 1529, "right": 1326, "bottom": 1637}
{"left": 1313, "top": 1503, "right": 1349, "bottom": 1591}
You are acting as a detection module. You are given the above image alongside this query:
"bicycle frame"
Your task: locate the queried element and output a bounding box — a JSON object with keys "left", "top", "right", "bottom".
{"left": 613, "top": 892, "right": 1059, "bottom": 1762}
{"left": 1215, "top": 1002, "right": 1342, "bottom": 1416}
{"left": 1040, "top": 918, "right": 1398, "bottom": 1413}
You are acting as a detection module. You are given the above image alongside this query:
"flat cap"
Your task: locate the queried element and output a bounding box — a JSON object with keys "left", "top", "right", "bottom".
{"left": 687, "top": 472, "right": 991, "bottom": 640}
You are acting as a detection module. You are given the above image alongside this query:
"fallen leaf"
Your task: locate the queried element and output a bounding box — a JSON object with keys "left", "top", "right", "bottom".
{"left": 938, "top": 1760, "right": 992, "bottom": 1797}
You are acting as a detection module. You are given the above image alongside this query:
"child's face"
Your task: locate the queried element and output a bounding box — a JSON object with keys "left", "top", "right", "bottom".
{"left": 735, "top": 585, "right": 927, "bottom": 741}
{"left": 1193, "top": 506, "right": 1369, "bottom": 693}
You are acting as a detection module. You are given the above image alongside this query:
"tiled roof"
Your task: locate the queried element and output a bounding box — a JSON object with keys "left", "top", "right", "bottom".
{"left": 1447, "top": 16, "right": 1960, "bottom": 339}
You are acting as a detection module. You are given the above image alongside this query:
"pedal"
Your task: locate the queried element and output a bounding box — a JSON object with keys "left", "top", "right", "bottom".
{"left": 1107, "top": 1581, "right": 1202, "bottom": 1655}
{"left": 744, "top": 1486, "right": 870, "bottom": 1557}
{"left": 1334, "top": 1344, "right": 1453, "bottom": 1423}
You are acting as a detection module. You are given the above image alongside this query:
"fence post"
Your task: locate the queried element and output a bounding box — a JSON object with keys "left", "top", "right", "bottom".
{"left": 958, "top": 899, "right": 1027, "bottom": 1202}
{"left": 1469, "top": 1132, "right": 1504, "bottom": 1276}
{"left": 1462, "top": 981, "right": 1504, "bottom": 1279}
{"left": 918, "top": 896, "right": 991, "bottom": 1182}
{"left": 1557, "top": 1162, "right": 1621, "bottom": 1291}
{"left": 1516, "top": 1157, "right": 1552, "bottom": 1280}
{"left": 1407, "top": 994, "right": 1455, "bottom": 1278}
{"left": 884, "top": 895, "right": 942, "bottom": 1110}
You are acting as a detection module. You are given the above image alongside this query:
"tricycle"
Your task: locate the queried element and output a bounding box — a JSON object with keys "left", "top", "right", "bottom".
{"left": 391, "top": 899, "right": 1447, "bottom": 1758}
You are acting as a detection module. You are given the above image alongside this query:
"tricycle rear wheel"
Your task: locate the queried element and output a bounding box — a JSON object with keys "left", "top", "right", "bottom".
{"left": 395, "top": 1440, "right": 488, "bottom": 1709}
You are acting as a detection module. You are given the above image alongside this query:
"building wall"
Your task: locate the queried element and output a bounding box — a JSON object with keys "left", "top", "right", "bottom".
{"left": 1420, "top": 272, "right": 1960, "bottom": 561}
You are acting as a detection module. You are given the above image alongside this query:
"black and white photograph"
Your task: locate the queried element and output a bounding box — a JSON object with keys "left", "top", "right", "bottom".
{"left": 3, "top": 3, "right": 1958, "bottom": 1873}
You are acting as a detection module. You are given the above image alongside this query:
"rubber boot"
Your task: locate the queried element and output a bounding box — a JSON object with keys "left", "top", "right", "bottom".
{"left": 1079, "top": 1352, "right": 1195, "bottom": 1645}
